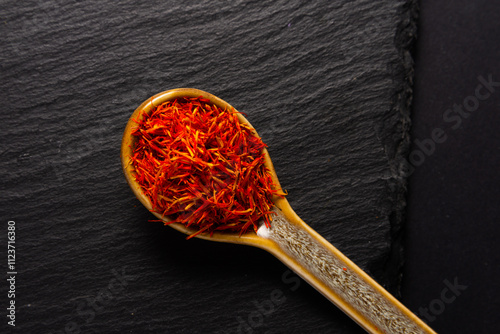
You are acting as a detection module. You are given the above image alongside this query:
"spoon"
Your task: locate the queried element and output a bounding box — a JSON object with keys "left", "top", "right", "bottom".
{"left": 121, "top": 88, "right": 436, "bottom": 334}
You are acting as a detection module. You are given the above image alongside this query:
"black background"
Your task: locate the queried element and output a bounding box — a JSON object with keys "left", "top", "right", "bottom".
{"left": 401, "top": 1, "right": 499, "bottom": 334}
{"left": 1, "top": 1, "right": 498, "bottom": 334}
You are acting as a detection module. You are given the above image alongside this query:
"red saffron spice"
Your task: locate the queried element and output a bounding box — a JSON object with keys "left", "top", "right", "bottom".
{"left": 130, "top": 96, "right": 285, "bottom": 238}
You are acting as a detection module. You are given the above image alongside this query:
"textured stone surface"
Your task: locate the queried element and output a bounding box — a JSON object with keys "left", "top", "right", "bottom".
{"left": 0, "top": 1, "right": 417, "bottom": 333}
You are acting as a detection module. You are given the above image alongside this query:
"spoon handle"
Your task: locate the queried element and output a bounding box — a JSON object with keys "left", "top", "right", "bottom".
{"left": 258, "top": 207, "right": 436, "bottom": 334}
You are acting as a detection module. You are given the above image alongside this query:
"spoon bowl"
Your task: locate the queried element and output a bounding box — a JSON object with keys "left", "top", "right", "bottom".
{"left": 121, "top": 88, "right": 436, "bottom": 334}
{"left": 121, "top": 88, "right": 276, "bottom": 247}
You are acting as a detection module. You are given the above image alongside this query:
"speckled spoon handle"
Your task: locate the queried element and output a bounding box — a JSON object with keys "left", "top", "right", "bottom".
{"left": 257, "top": 207, "right": 436, "bottom": 334}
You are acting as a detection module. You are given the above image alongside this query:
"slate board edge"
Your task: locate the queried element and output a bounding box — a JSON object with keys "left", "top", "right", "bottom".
{"left": 383, "top": 0, "right": 419, "bottom": 297}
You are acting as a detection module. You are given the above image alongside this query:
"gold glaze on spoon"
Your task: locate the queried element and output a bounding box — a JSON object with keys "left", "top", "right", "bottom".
{"left": 121, "top": 88, "right": 437, "bottom": 334}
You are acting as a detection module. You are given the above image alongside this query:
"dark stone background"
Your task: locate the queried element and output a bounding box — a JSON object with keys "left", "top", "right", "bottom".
{"left": 0, "top": 0, "right": 497, "bottom": 334}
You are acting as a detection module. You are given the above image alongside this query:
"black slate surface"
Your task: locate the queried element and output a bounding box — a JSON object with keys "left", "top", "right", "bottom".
{"left": 0, "top": 1, "right": 417, "bottom": 333}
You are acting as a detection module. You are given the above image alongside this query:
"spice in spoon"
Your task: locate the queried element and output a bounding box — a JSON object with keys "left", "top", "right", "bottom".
{"left": 130, "top": 96, "right": 285, "bottom": 238}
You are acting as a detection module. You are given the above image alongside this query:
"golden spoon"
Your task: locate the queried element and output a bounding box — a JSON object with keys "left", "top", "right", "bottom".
{"left": 121, "top": 88, "right": 436, "bottom": 334}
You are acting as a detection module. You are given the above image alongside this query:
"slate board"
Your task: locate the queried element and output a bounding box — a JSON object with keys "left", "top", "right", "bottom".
{"left": 0, "top": 1, "right": 417, "bottom": 333}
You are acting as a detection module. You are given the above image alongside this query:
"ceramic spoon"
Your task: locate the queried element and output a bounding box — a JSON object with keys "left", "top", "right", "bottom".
{"left": 121, "top": 88, "right": 437, "bottom": 334}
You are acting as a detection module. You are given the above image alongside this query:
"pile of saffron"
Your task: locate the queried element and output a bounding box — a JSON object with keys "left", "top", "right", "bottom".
{"left": 130, "top": 96, "right": 284, "bottom": 238}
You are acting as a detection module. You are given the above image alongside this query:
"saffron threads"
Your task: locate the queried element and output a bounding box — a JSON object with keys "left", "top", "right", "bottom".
{"left": 130, "top": 96, "right": 285, "bottom": 238}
